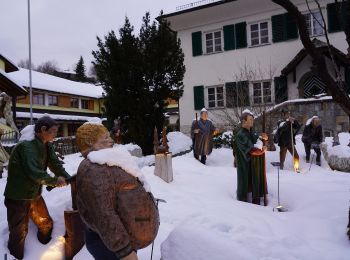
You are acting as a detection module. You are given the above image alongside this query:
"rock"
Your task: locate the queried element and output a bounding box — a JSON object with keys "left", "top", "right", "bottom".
{"left": 321, "top": 143, "right": 350, "bottom": 173}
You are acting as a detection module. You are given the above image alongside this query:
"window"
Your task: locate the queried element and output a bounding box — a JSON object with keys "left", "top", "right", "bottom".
{"left": 48, "top": 95, "right": 58, "bottom": 106}
{"left": 81, "top": 99, "right": 89, "bottom": 109}
{"left": 207, "top": 85, "right": 224, "bottom": 108}
{"left": 205, "top": 31, "right": 222, "bottom": 54}
{"left": 253, "top": 81, "right": 272, "bottom": 105}
{"left": 304, "top": 11, "right": 324, "bottom": 36}
{"left": 250, "top": 21, "right": 269, "bottom": 46}
{"left": 70, "top": 97, "right": 79, "bottom": 108}
{"left": 33, "top": 93, "right": 44, "bottom": 105}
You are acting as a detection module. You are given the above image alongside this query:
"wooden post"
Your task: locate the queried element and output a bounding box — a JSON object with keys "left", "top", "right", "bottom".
{"left": 153, "top": 127, "right": 159, "bottom": 154}
{"left": 154, "top": 152, "right": 173, "bottom": 183}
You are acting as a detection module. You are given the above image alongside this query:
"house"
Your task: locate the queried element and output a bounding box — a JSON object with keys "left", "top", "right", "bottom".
{"left": 0, "top": 54, "right": 105, "bottom": 137}
{"left": 159, "top": 0, "right": 350, "bottom": 135}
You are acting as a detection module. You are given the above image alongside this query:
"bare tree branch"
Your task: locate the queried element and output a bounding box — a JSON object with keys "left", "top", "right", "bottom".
{"left": 272, "top": 0, "right": 350, "bottom": 116}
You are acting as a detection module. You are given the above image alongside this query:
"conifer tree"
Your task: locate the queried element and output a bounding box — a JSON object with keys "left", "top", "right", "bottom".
{"left": 93, "top": 14, "right": 185, "bottom": 155}
{"left": 74, "top": 56, "right": 87, "bottom": 82}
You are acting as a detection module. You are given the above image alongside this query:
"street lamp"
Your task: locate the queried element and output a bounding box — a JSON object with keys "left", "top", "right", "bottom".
{"left": 27, "top": 0, "right": 33, "bottom": 124}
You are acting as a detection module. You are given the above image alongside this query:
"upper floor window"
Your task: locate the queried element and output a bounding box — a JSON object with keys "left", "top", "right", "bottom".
{"left": 304, "top": 11, "right": 324, "bottom": 36}
{"left": 207, "top": 85, "right": 224, "bottom": 108}
{"left": 48, "top": 95, "right": 58, "bottom": 106}
{"left": 205, "top": 30, "right": 222, "bottom": 54}
{"left": 81, "top": 99, "right": 89, "bottom": 109}
{"left": 250, "top": 21, "right": 269, "bottom": 46}
{"left": 70, "top": 97, "right": 79, "bottom": 108}
{"left": 253, "top": 81, "right": 272, "bottom": 105}
{"left": 33, "top": 93, "right": 44, "bottom": 105}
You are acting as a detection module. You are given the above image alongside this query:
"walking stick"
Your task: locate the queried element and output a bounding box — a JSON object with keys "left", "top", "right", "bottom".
{"left": 290, "top": 120, "right": 298, "bottom": 173}
{"left": 150, "top": 198, "right": 166, "bottom": 260}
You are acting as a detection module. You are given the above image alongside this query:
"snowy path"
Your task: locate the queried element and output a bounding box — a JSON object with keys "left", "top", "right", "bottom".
{"left": 0, "top": 139, "right": 350, "bottom": 259}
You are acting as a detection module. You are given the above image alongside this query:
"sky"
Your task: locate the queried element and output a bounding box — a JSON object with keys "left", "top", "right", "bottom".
{"left": 0, "top": 0, "right": 192, "bottom": 74}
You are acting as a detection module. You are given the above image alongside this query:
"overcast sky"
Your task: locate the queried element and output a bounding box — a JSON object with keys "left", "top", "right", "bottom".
{"left": 0, "top": 0, "right": 191, "bottom": 73}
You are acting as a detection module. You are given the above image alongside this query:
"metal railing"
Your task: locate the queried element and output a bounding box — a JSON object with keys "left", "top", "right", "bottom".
{"left": 0, "top": 130, "right": 19, "bottom": 145}
{"left": 176, "top": 0, "right": 220, "bottom": 11}
{"left": 52, "top": 136, "right": 79, "bottom": 156}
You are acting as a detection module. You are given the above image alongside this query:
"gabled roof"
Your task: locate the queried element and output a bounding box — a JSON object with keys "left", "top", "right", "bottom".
{"left": 281, "top": 39, "right": 350, "bottom": 76}
{"left": 157, "top": 0, "right": 237, "bottom": 20}
{"left": 0, "top": 54, "right": 19, "bottom": 73}
{"left": 5, "top": 68, "right": 104, "bottom": 98}
{"left": 0, "top": 70, "right": 27, "bottom": 96}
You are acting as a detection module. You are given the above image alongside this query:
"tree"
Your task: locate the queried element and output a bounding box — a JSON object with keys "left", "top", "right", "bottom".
{"left": 17, "top": 59, "right": 35, "bottom": 69}
{"left": 93, "top": 14, "right": 185, "bottom": 155}
{"left": 74, "top": 56, "right": 87, "bottom": 82}
{"left": 36, "top": 60, "right": 59, "bottom": 75}
{"left": 271, "top": 0, "right": 350, "bottom": 116}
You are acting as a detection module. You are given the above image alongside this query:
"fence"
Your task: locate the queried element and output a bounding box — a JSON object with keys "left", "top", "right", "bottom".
{"left": 0, "top": 130, "right": 19, "bottom": 145}
{"left": 176, "top": 0, "right": 219, "bottom": 11}
{"left": 52, "top": 136, "right": 79, "bottom": 156}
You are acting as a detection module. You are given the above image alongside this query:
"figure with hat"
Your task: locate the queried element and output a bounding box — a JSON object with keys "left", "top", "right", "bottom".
{"left": 234, "top": 110, "right": 268, "bottom": 205}
{"left": 274, "top": 108, "right": 301, "bottom": 171}
{"left": 3, "top": 116, "right": 70, "bottom": 260}
{"left": 191, "top": 108, "right": 217, "bottom": 165}
{"left": 302, "top": 116, "right": 323, "bottom": 166}
{"left": 75, "top": 123, "right": 159, "bottom": 260}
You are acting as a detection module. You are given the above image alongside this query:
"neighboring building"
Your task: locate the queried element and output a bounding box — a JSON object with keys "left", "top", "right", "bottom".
{"left": 160, "top": 0, "right": 350, "bottom": 134}
{"left": 0, "top": 54, "right": 105, "bottom": 137}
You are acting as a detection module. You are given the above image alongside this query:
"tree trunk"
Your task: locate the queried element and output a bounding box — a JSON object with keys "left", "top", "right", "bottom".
{"left": 272, "top": 0, "right": 350, "bottom": 116}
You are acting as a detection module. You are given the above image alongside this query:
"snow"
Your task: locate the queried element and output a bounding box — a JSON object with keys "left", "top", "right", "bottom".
{"left": 167, "top": 131, "right": 192, "bottom": 154}
{"left": 242, "top": 108, "right": 254, "bottom": 117}
{"left": 306, "top": 115, "right": 319, "bottom": 126}
{"left": 324, "top": 133, "right": 350, "bottom": 159}
{"left": 19, "top": 124, "right": 35, "bottom": 141}
{"left": 17, "top": 112, "right": 104, "bottom": 123}
{"left": 1, "top": 133, "right": 350, "bottom": 260}
{"left": 5, "top": 68, "right": 104, "bottom": 98}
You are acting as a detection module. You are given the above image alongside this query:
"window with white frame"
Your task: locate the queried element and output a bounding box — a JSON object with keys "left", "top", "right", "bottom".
{"left": 207, "top": 85, "right": 224, "bottom": 108}
{"left": 33, "top": 93, "right": 45, "bottom": 105}
{"left": 205, "top": 30, "right": 222, "bottom": 54}
{"left": 250, "top": 21, "right": 269, "bottom": 46}
{"left": 253, "top": 81, "right": 272, "bottom": 105}
{"left": 304, "top": 11, "right": 324, "bottom": 36}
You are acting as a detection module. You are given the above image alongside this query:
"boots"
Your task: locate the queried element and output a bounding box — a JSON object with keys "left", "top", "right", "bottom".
{"left": 64, "top": 210, "right": 85, "bottom": 260}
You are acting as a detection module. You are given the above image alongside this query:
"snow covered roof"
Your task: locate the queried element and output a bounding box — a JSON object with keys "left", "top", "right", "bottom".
{"left": 16, "top": 111, "right": 106, "bottom": 122}
{"left": 0, "top": 54, "right": 18, "bottom": 72}
{"left": 0, "top": 70, "right": 27, "bottom": 96}
{"left": 5, "top": 68, "right": 104, "bottom": 98}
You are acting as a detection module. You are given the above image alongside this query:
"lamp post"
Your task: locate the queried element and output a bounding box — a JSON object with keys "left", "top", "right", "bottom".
{"left": 27, "top": 0, "right": 33, "bottom": 124}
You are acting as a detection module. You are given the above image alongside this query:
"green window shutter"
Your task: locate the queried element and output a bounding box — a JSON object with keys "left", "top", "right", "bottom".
{"left": 285, "top": 13, "right": 298, "bottom": 40}
{"left": 235, "top": 22, "right": 247, "bottom": 49}
{"left": 274, "top": 76, "right": 288, "bottom": 104}
{"left": 192, "top": 31, "right": 203, "bottom": 56}
{"left": 327, "top": 2, "right": 349, "bottom": 33}
{"left": 237, "top": 81, "right": 250, "bottom": 107}
{"left": 272, "top": 13, "right": 298, "bottom": 42}
{"left": 223, "top": 25, "right": 236, "bottom": 51}
{"left": 272, "top": 14, "right": 285, "bottom": 42}
{"left": 225, "top": 82, "right": 237, "bottom": 108}
{"left": 345, "top": 67, "right": 350, "bottom": 95}
{"left": 193, "top": 85, "right": 204, "bottom": 110}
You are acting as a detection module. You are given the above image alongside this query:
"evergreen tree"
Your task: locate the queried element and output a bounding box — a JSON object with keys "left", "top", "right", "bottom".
{"left": 93, "top": 14, "right": 185, "bottom": 155}
{"left": 74, "top": 56, "right": 87, "bottom": 82}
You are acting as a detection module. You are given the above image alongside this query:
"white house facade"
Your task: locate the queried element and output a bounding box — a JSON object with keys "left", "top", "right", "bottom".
{"left": 160, "top": 0, "right": 350, "bottom": 134}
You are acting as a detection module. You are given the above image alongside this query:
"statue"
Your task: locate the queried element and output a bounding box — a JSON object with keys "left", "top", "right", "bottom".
{"left": 0, "top": 92, "right": 19, "bottom": 133}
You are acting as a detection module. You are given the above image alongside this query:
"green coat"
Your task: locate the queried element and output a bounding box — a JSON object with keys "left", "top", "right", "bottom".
{"left": 4, "top": 137, "right": 70, "bottom": 200}
{"left": 235, "top": 127, "right": 266, "bottom": 201}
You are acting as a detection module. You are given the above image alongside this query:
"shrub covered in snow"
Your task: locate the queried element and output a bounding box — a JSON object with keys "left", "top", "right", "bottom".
{"left": 321, "top": 132, "right": 350, "bottom": 173}
{"left": 213, "top": 131, "right": 234, "bottom": 148}
{"left": 166, "top": 131, "right": 192, "bottom": 154}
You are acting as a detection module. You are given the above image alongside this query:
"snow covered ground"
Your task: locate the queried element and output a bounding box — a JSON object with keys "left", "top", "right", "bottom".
{"left": 0, "top": 134, "right": 350, "bottom": 259}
